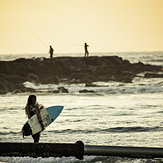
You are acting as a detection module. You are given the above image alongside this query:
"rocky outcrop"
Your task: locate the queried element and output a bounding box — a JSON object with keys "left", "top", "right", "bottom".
{"left": 79, "top": 89, "right": 95, "bottom": 93}
{"left": 49, "top": 87, "right": 69, "bottom": 93}
{"left": 0, "top": 56, "right": 162, "bottom": 94}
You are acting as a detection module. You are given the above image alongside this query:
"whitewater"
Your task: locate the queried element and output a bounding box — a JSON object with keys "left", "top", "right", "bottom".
{"left": 0, "top": 51, "right": 163, "bottom": 163}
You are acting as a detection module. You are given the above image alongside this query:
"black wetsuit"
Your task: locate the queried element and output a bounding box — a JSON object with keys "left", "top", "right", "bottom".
{"left": 29, "top": 105, "right": 44, "bottom": 143}
{"left": 50, "top": 47, "right": 54, "bottom": 58}
{"left": 84, "top": 44, "right": 89, "bottom": 57}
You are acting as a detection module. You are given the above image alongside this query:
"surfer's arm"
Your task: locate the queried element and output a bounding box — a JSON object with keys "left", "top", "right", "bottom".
{"left": 39, "top": 104, "right": 44, "bottom": 110}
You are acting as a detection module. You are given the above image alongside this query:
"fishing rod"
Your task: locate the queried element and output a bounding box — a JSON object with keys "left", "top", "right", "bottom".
{"left": 68, "top": 43, "right": 83, "bottom": 46}
{"left": 32, "top": 32, "right": 49, "bottom": 49}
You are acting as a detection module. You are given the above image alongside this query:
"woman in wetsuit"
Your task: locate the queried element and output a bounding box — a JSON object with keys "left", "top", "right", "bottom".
{"left": 25, "top": 95, "right": 45, "bottom": 143}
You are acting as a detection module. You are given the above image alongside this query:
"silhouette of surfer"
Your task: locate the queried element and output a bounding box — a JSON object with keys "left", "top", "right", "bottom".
{"left": 49, "top": 45, "right": 54, "bottom": 58}
{"left": 24, "top": 95, "right": 45, "bottom": 143}
{"left": 84, "top": 42, "right": 89, "bottom": 57}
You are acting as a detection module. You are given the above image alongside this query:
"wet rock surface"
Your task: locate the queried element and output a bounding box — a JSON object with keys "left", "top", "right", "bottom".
{"left": 0, "top": 56, "right": 162, "bottom": 94}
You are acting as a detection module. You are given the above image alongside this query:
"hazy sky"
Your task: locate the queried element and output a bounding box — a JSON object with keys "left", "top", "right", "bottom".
{"left": 0, "top": 0, "right": 163, "bottom": 54}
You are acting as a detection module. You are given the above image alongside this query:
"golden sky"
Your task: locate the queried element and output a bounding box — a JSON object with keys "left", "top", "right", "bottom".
{"left": 0, "top": 0, "right": 163, "bottom": 54}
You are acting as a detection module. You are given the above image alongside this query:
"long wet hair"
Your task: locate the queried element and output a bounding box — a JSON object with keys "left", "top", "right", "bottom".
{"left": 25, "top": 95, "right": 40, "bottom": 118}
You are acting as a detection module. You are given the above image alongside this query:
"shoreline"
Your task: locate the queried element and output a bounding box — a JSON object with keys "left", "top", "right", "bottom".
{"left": 0, "top": 56, "right": 162, "bottom": 94}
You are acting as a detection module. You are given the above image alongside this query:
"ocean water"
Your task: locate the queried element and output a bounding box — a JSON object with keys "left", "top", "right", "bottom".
{"left": 0, "top": 52, "right": 163, "bottom": 163}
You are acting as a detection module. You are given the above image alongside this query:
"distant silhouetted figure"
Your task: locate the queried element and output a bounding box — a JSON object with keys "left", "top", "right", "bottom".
{"left": 84, "top": 42, "right": 89, "bottom": 57}
{"left": 49, "top": 45, "right": 54, "bottom": 58}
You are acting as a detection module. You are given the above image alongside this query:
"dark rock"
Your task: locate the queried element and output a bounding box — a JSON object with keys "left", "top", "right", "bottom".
{"left": 79, "top": 89, "right": 95, "bottom": 93}
{"left": 111, "top": 69, "right": 135, "bottom": 83}
{"left": 58, "top": 87, "right": 69, "bottom": 93}
{"left": 0, "top": 78, "right": 15, "bottom": 94}
{"left": 15, "top": 84, "right": 36, "bottom": 93}
{"left": 106, "top": 56, "right": 123, "bottom": 67}
{"left": 71, "top": 73, "right": 86, "bottom": 80}
{"left": 84, "top": 57, "right": 102, "bottom": 66}
{"left": 0, "top": 73, "right": 25, "bottom": 85}
{"left": 80, "top": 75, "right": 96, "bottom": 83}
{"left": 51, "top": 90, "right": 60, "bottom": 93}
{"left": 40, "top": 76, "right": 60, "bottom": 84}
{"left": 144, "top": 73, "right": 163, "bottom": 78}
{"left": 27, "top": 73, "right": 39, "bottom": 82}
{"left": 85, "top": 83, "right": 99, "bottom": 87}
{"left": 12, "top": 89, "right": 22, "bottom": 94}
{"left": 116, "top": 75, "right": 133, "bottom": 83}
{"left": 0, "top": 56, "right": 162, "bottom": 94}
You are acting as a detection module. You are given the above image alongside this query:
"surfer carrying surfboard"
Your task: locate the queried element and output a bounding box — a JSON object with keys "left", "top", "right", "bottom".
{"left": 25, "top": 95, "right": 45, "bottom": 143}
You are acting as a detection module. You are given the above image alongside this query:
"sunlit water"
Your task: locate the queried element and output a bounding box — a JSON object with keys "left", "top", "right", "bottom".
{"left": 0, "top": 52, "right": 163, "bottom": 163}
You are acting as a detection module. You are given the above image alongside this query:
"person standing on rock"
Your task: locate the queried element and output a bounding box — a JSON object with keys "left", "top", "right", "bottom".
{"left": 84, "top": 42, "right": 89, "bottom": 57}
{"left": 49, "top": 45, "right": 54, "bottom": 58}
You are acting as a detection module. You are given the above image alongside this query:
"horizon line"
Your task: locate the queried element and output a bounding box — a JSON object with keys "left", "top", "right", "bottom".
{"left": 0, "top": 50, "right": 163, "bottom": 55}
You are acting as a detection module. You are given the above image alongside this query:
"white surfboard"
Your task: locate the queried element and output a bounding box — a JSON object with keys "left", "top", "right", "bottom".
{"left": 22, "top": 106, "right": 64, "bottom": 136}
